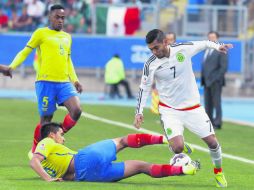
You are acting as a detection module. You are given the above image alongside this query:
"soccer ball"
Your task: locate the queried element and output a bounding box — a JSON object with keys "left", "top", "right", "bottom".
{"left": 169, "top": 153, "right": 191, "bottom": 166}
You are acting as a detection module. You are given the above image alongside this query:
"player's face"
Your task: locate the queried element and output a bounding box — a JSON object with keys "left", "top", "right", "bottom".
{"left": 148, "top": 39, "right": 168, "bottom": 59}
{"left": 52, "top": 128, "right": 65, "bottom": 144}
{"left": 208, "top": 33, "right": 218, "bottom": 42}
{"left": 50, "top": 9, "right": 65, "bottom": 31}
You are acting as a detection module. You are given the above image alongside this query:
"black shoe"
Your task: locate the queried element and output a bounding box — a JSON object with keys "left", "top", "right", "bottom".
{"left": 214, "top": 125, "right": 221, "bottom": 129}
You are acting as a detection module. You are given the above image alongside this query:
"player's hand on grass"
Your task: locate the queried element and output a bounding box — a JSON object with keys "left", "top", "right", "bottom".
{"left": 218, "top": 44, "right": 233, "bottom": 54}
{"left": 47, "top": 178, "right": 63, "bottom": 182}
{"left": 134, "top": 114, "right": 144, "bottom": 129}
{"left": 74, "top": 81, "right": 83, "bottom": 93}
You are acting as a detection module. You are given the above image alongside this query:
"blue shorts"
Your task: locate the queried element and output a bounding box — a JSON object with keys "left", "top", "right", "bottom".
{"left": 35, "top": 81, "right": 77, "bottom": 116}
{"left": 74, "top": 139, "right": 125, "bottom": 182}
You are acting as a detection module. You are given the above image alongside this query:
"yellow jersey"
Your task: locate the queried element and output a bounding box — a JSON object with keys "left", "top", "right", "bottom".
{"left": 10, "top": 27, "right": 78, "bottom": 82}
{"left": 35, "top": 137, "right": 77, "bottom": 178}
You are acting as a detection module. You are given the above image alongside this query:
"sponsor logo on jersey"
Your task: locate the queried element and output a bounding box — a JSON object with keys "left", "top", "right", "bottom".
{"left": 39, "top": 143, "right": 45, "bottom": 150}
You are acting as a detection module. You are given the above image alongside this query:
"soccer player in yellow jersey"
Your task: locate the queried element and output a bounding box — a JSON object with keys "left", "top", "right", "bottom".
{"left": 2, "top": 4, "right": 83, "bottom": 153}
{"left": 30, "top": 122, "right": 199, "bottom": 182}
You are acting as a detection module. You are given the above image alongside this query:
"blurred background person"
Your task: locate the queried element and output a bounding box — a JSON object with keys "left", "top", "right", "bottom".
{"left": 211, "top": 0, "right": 229, "bottom": 35}
{"left": 166, "top": 32, "right": 176, "bottom": 45}
{"left": 26, "top": 0, "right": 45, "bottom": 29}
{"left": 65, "top": 8, "right": 82, "bottom": 33}
{"left": 105, "top": 54, "right": 134, "bottom": 99}
{"left": 11, "top": 6, "right": 33, "bottom": 32}
{"left": 201, "top": 31, "right": 228, "bottom": 129}
{"left": 0, "top": 8, "right": 9, "bottom": 32}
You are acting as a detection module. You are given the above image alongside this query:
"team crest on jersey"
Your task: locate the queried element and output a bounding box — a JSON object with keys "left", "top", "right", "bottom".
{"left": 39, "top": 143, "right": 45, "bottom": 150}
{"left": 176, "top": 53, "right": 185, "bottom": 63}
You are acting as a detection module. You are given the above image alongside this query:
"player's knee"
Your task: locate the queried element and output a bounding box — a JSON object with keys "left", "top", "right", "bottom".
{"left": 208, "top": 141, "right": 219, "bottom": 149}
{"left": 171, "top": 145, "right": 184, "bottom": 154}
{"left": 204, "top": 135, "right": 219, "bottom": 149}
{"left": 71, "top": 107, "right": 82, "bottom": 120}
{"left": 119, "top": 137, "right": 128, "bottom": 147}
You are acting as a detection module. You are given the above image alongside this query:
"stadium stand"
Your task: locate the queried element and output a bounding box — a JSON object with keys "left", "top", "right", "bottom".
{"left": 0, "top": 0, "right": 253, "bottom": 95}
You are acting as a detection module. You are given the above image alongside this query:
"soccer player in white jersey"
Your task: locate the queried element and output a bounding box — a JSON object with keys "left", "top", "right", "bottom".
{"left": 134, "top": 29, "right": 233, "bottom": 188}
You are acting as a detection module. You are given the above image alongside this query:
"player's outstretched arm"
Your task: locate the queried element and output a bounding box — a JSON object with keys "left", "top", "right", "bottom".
{"left": 218, "top": 44, "right": 233, "bottom": 54}
{"left": 8, "top": 46, "right": 33, "bottom": 78}
{"left": 133, "top": 114, "right": 144, "bottom": 129}
{"left": 30, "top": 154, "right": 63, "bottom": 182}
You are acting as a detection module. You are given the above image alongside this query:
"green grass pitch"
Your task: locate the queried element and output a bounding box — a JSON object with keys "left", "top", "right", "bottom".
{"left": 0, "top": 99, "right": 253, "bottom": 190}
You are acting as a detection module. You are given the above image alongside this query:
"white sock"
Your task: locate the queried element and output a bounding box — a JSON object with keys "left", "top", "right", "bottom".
{"left": 209, "top": 144, "right": 222, "bottom": 169}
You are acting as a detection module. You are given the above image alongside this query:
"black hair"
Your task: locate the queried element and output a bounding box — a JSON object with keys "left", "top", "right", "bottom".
{"left": 40, "top": 122, "right": 62, "bottom": 140}
{"left": 145, "top": 29, "right": 165, "bottom": 44}
{"left": 50, "top": 4, "right": 64, "bottom": 12}
{"left": 208, "top": 31, "right": 220, "bottom": 38}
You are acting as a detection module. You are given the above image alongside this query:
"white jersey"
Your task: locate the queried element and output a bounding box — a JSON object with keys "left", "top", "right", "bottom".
{"left": 136, "top": 40, "right": 221, "bottom": 114}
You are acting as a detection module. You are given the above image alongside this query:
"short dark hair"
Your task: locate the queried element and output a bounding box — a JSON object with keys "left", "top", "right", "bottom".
{"left": 50, "top": 4, "right": 64, "bottom": 12}
{"left": 41, "top": 122, "right": 62, "bottom": 139}
{"left": 208, "top": 31, "right": 219, "bottom": 38}
{"left": 146, "top": 29, "right": 165, "bottom": 44}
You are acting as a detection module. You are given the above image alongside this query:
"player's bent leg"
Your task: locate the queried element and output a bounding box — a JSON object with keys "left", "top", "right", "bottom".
{"left": 202, "top": 134, "right": 227, "bottom": 187}
{"left": 113, "top": 137, "right": 128, "bottom": 152}
{"left": 168, "top": 135, "right": 185, "bottom": 154}
{"left": 31, "top": 123, "right": 41, "bottom": 153}
{"left": 122, "top": 160, "right": 151, "bottom": 179}
{"left": 164, "top": 136, "right": 194, "bottom": 155}
{"left": 62, "top": 114, "right": 77, "bottom": 133}
{"left": 63, "top": 96, "right": 82, "bottom": 120}
{"left": 31, "top": 115, "right": 53, "bottom": 154}
{"left": 113, "top": 134, "right": 164, "bottom": 153}
{"left": 203, "top": 135, "right": 222, "bottom": 169}
{"left": 202, "top": 134, "right": 219, "bottom": 149}
{"left": 123, "top": 160, "right": 198, "bottom": 179}
{"left": 126, "top": 134, "right": 163, "bottom": 148}
{"left": 159, "top": 108, "right": 186, "bottom": 154}
{"left": 62, "top": 96, "right": 82, "bottom": 132}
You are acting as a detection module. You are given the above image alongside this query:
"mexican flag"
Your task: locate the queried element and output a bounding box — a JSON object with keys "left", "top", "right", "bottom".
{"left": 96, "top": 6, "right": 140, "bottom": 36}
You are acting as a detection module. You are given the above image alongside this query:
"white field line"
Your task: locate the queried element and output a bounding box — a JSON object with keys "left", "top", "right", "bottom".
{"left": 59, "top": 107, "right": 254, "bottom": 165}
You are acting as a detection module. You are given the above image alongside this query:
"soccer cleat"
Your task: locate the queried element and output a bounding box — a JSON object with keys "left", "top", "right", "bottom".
{"left": 182, "top": 160, "right": 200, "bottom": 175}
{"left": 183, "top": 143, "right": 194, "bottom": 154}
{"left": 215, "top": 172, "right": 227, "bottom": 188}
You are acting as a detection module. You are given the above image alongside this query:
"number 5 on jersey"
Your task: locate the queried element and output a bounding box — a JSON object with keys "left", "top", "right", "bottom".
{"left": 59, "top": 44, "right": 64, "bottom": 55}
{"left": 42, "top": 96, "right": 49, "bottom": 111}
